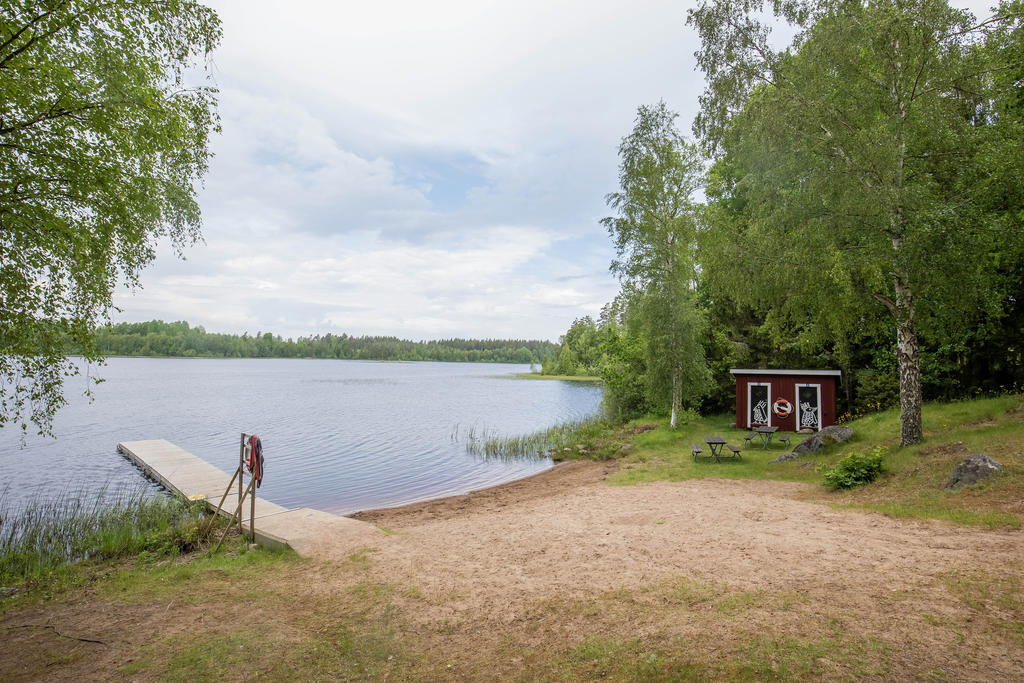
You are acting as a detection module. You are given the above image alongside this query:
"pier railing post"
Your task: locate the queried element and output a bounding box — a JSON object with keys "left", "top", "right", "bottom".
{"left": 250, "top": 462, "right": 256, "bottom": 542}
{"left": 238, "top": 433, "right": 246, "bottom": 535}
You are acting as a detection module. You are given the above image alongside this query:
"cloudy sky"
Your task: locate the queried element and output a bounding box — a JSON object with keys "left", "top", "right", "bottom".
{"left": 112, "top": 0, "right": 994, "bottom": 342}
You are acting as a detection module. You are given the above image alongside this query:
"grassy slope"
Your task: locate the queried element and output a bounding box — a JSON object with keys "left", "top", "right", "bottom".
{"left": 606, "top": 394, "right": 1023, "bottom": 528}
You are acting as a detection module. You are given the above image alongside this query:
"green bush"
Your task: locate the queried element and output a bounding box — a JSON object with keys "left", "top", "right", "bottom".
{"left": 822, "top": 447, "right": 886, "bottom": 490}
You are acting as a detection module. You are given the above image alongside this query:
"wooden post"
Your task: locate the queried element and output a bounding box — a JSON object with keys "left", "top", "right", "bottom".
{"left": 203, "top": 465, "right": 242, "bottom": 536}
{"left": 214, "top": 475, "right": 257, "bottom": 553}
{"left": 238, "top": 433, "right": 246, "bottom": 534}
{"left": 249, "top": 467, "right": 256, "bottom": 542}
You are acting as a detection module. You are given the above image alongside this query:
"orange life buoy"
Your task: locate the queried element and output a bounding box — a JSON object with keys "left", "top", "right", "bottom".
{"left": 246, "top": 435, "right": 264, "bottom": 488}
{"left": 773, "top": 398, "right": 792, "bottom": 417}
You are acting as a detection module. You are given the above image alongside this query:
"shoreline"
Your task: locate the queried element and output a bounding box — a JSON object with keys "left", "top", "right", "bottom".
{"left": 513, "top": 372, "right": 602, "bottom": 382}
{"left": 348, "top": 458, "right": 617, "bottom": 528}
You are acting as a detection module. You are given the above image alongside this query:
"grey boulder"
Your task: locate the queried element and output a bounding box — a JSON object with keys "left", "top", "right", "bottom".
{"left": 769, "top": 452, "right": 800, "bottom": 464}
{"left": 792, "top": 425, "right": 855, "bottom": 454}
{"left": 946, "top": 454, "right": 1004, "bottom": 489}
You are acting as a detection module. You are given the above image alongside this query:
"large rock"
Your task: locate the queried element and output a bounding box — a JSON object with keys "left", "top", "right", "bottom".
{"left": 946, "top": 454, "right": 1004, "bottom": 489}
{"left": 769, "top": 452, "right": 800, "bottom": 464}
{"left": 792, "top": 425, "right": 855, "bottom": 454}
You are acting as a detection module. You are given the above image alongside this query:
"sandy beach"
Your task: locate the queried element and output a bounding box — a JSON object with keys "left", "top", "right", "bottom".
{"left": 3, "top": 459, "right": 1022, "bottom": 680}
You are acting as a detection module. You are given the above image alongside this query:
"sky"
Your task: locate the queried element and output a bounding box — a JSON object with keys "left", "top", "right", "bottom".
{"left": 111, "top": 0, "right": 996, "bottom": 343}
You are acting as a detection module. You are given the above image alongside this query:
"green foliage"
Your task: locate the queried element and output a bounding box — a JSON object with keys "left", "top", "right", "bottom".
{"left": 689, "top": 0, "right": 1024, "bottom": 446}
{"left": 822, "top": 447, "right": 887, "bottom": 490}
{"left": 853, "top": 366, "right": 900, "bottom": 414}
{"left": 598, "top": 319, "right": 652, "bottom": 422}
{"left": 0, "top": 487, "right": 215, "bottom": 586}
{"left": 1, "top": 0, "right": 222, "bottom": 435}
{"left": 601, "top": 102, "right": 712, "bottom": 426}
{"left": 82, "top": 319, "right": 557, "bottom": 364}
{"left": 541, "top": 316, "right": 603, "bottom": 375}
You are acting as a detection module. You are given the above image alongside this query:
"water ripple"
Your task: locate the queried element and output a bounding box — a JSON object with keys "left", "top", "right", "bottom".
{"left": 0, "top": 358, "right": 602, "bottom": 514}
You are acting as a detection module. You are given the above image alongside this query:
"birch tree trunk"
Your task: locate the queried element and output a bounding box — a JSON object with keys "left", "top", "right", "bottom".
{"left": 670, "top": 368, "right": 682, "bottom": 429}
{"left": 895, "top": 277, "right": 923, "bottom": 446}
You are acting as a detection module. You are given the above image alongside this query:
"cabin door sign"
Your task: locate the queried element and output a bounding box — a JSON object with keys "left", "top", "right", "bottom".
{"left": 748, "top": 382, "right": 771, "bottom": 427}
{"left": 796, "top": 384, "right": 822, "bottom": 431}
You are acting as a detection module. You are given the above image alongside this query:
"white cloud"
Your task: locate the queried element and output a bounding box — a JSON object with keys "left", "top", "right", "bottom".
{"left": 200, "top": 88, "right": 434, "bottom": 238}
{"left": 122, "top": 0, "right": 991, "bottom": 340}
{"left": 116, "top": 225, "right": 616, "bottom": 340}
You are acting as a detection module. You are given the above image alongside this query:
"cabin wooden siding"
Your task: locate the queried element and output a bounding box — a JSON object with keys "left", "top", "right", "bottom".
{"left": 732, "top": 372, "right": 839, "bottom": 431}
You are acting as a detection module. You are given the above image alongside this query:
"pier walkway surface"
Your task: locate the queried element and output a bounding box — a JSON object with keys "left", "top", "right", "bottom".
{"left": 117, "top": 439, "right": 382, "bottom": 558}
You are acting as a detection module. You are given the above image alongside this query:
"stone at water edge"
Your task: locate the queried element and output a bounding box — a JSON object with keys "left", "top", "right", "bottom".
{"left": 946, "top": 453, "right": 1004, "bottom": 489}
{"left": 792, "top": 425, "right": 855, "bottom": 454}
{"left": 769, "top": 452, "right": 800, "bottom": 464}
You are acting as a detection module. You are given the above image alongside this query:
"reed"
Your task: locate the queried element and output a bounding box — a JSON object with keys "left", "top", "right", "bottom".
{"left": 453, "top": 416, "right": 612, "bottom": 461}
{"left": 0, "top": 484, "right": 212, "bottom": 585}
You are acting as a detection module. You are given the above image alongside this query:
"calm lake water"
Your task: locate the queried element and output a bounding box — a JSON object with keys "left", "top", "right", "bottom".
{"left": 0, "top": 358, "right": 603, "bottom": 515}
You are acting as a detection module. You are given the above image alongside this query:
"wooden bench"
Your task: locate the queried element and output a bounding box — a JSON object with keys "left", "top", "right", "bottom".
{"left": 743, "top": 432, "right": 757, "bottom": 447}
{"left": 779, "top": 434, "right": 791, "bottom": 448}
{"left": 726, "top": 444, "right": 742, "bottom": 460}
{"left": 691, "top": 444, "right": 703, "bottom": 461}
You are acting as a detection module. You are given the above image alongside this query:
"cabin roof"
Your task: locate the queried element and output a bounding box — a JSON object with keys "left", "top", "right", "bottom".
{"left": 728, "top": 368, "right": 842, "bottom": 377}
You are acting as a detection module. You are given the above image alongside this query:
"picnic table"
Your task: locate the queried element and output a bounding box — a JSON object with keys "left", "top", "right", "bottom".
{"left": 753, "top": 425, "right": 778, "bottom": 448}
{"left": 703, "top": 436, "right": 727, "bottom": 461}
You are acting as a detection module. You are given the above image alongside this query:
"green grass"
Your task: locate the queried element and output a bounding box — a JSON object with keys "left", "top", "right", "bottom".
{"left": 604, "top": 394, "right": 1024, "bottom": 529}
{"left": 606, "top": 412, "right": 823, "bottom": 485}
{"left": 528, "top": 580, "right": 892, "bottom": 681}
{"left": 0, "top": 486, "right": 218, "bottom": 589}
{"left": 101, "top": 538, "right": 297, "bottom": 604}
{"left": 835, "top": 501, "right": 1021, "bottom": 529}
{"left": 539, "top": 631, "right": 889, "bottom": 681}
{"left": 514, "top": 372, "right": 602, "bottom": 382}
{"left": 119, "top": 575, "right": 415, "bottom": 681}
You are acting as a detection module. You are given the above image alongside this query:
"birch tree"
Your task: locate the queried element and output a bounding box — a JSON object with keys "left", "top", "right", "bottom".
{"left": 689, "top": 0, "right": 1023, "bottom": 446}
{"left": 602, "top": 102, "right": 711, "bottom": 428}
{"left": 0, "top": 0, "right": 221, "bottom": 434}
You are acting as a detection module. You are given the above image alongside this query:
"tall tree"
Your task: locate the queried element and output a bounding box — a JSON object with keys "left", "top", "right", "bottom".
{"left": 0, "top": 1, "right": 221, "bottom": 433}
{"left": 689, "top": 0, "right": 1023, "bottom": 446}
{"left": 602, "top": 102, "right": 711, "bottom": 428}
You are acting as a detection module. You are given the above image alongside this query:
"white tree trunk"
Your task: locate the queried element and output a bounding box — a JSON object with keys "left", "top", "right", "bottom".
{"left": 894, "top": 276, "right": 923, "bottom": 447}
{"left": 670, "top": 368, "right": 682, "bottom": 429}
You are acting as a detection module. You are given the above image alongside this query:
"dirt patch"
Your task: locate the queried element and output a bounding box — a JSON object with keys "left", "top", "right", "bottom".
{"left": 918, "top": 441, "right": 969, "bottom": 457}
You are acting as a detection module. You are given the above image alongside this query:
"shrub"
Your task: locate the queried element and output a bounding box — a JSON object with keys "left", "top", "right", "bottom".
{"left": 822, "top": 447, "right": 886, "bottom": 490}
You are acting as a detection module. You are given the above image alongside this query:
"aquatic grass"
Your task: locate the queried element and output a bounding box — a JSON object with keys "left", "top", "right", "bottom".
{"left": 0, "top": 484, "right": 213, "bottom": 587}
{"left": 452, "top": 415, "right": 615, "bottom": 461}
{"left": 513, "top": 372, "right": 602, "bottom": 382}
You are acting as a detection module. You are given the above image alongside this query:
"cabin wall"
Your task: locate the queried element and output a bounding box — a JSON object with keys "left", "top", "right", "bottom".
{"left": 733, "top": 375, "right": 838, "bottom": 431}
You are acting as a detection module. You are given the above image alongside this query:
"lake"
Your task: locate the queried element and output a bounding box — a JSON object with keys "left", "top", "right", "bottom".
{"left": 0, "top": 358, "right": 603, "bottom": 515}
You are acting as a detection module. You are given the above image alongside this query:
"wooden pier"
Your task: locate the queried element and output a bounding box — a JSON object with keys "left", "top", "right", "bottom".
{"left": 118, "top": 439, "right": 381, "bottom": 557}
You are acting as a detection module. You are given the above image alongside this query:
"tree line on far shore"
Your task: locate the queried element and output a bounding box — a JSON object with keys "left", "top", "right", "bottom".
{"left": 86, "top": 320, "right": 557, "bottom": 365}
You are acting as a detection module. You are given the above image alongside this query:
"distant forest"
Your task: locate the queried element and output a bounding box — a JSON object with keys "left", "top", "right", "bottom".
{"left": 87, "top": 320, "right": 558, "bottom": 364}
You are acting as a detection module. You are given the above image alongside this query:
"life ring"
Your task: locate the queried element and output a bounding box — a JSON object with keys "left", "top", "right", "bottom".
{"left": 773, "top": 398, "right": 793, "bottom": 418}
{"left": 246, "top": 435, "right": 264, "bottom": 488}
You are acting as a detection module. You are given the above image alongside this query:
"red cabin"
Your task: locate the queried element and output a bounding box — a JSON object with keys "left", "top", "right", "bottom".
{"left": 730, "top": 369, "right": 842, "bottom": 432}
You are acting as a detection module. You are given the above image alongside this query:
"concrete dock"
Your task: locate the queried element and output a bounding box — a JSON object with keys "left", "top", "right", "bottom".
{"left": 118, "top": 439, "right": 381, "bottom": 557}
